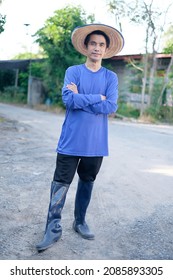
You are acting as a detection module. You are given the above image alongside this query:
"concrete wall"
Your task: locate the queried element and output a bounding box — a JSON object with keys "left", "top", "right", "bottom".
{"left": 27, "top": 76, "right": 45, "bottom": 106}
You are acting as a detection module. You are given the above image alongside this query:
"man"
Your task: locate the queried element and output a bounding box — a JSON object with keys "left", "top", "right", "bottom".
{"left": 36, "top": 23, "right": 124, "bottom": 252}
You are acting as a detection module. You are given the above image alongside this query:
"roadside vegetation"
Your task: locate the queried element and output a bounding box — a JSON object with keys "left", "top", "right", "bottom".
{"left": 0, "top": 2, "right": 173, "bottom": 123}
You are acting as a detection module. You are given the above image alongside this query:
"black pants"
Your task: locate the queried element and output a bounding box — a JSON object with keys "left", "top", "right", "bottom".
{"left": 53, "top": 153, "right": 103, "bottom": 184}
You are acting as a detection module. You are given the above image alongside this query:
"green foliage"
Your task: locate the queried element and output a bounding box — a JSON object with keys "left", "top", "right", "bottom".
{"left": 145, "top": 105, "right": 173, "bottom": 123}
{"left": 0, "top": 5, "right": 94, "bottom": 106}
{"left": 0, "top": 70, "right": 15, "bottom": 91}
{"left": 0, "top": 68, "right": 27, "bottom": 103}
{"left": 17, "top": 71, "right": 28, "bottom": 93}
{"left": 102, "top": 60, "right": 115, "bottom": 71}
{"left": 127, "top": 63, "right": 143, "bottom": 93}
{"left": 0, "top": 14, "right": 6, "bottom": 33}
{"left": 167, "top": 65, "right": 173, "bottom": 89}
{"left": 13, "top": 52, "right": 44, "bottom": 60}
{"left": 16, "top": 61, "right": 46, "bottom": 97}
{"left": 34, "top": 5, "right": 94, "bottom": 104}
{"left": 29, "top": 60, "right": 45, "bottom": 79}
{"left": 150, "top": 76, "right": 164, "bottom": 105}
{"left": 144, "top": 74, "right": 173, "bottom": 123}
{"left": 0, "top": 61, "right": 45, "bottom": 103}
{"left": 163, "top": 25, "right": 173, "bottom": 54}
{"left": 117, "top": 102, "right": 140, "bottom": 118}
{"left": 124, "top": 60, "right": 145, "bottom": 95}
{"left": 0, "top": 86, "right": 27, "bottom": 104}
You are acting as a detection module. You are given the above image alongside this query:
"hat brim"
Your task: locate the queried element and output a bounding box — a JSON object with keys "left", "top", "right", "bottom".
{"left": 71, "top": 24, "right": 124, "bottom": 59}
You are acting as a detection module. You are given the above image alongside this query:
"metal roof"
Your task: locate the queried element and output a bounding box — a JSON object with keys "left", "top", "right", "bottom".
{"left": 0, "top": 59, "right": 44, "bottom": 70}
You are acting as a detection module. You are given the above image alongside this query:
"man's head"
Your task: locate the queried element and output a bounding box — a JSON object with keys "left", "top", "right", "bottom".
{"left": 84, "top": 30, "right": 110, "bottom": 49}
{"left": 71, "top": 24, "right": 124, "bottom": 59}
{"left": 84, "top": 32, "right": 109, "bottom": 62}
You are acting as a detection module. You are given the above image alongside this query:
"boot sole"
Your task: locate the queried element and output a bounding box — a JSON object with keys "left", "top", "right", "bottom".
{"left": 36, "top": 234, "right": 62, "bottom": 253}
{"left": 36, "top": 240, "right": 58, "bottom": 253}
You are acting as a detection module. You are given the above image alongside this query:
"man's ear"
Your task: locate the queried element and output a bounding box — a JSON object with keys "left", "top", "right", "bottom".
{"left": 104, "top": 47, "right": 109, "bottom": 54}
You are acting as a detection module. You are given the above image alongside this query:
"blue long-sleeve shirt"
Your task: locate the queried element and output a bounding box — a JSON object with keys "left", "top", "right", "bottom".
{"left": 57, "top": 64, "right": 118, "bottom": 156}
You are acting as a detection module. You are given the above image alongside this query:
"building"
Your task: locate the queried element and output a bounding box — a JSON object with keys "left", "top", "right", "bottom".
{"left": 0, "top": 54, "right": 172, "bottom": 107}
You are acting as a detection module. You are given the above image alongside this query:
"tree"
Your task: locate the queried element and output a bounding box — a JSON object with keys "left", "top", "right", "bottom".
{"left": 0, "top": 0, "right": 6, "bottom": 34}
{"left": 162, "top": 25, "right": 173, "bottom": 54}
{"left": 107, "top": 0, "right": 172, "bottom": 116}
{"left": 34, "top": 5, "right": 94, "bottom": 104}
{"left": 157, "top": 25, "right": 173, "bottom": 107}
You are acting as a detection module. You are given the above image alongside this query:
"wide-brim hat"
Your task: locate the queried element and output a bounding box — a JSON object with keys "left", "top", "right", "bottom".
{"left": 71, "top": 23, "right": 124, "bottom": 59}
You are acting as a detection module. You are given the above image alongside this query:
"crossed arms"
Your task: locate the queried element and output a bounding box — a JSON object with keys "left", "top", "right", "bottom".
{"left": 62, "top": 68, "right": 118, "bottom": 115}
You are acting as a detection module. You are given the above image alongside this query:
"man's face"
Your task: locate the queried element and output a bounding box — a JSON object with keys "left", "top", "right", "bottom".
{"left": 86, "top": 34, "right": 108, "bottom": 62}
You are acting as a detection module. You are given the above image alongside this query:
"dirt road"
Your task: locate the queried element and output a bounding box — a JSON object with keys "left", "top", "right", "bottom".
{"left": 1, "top": 103, "right": 173, "bottom": 260}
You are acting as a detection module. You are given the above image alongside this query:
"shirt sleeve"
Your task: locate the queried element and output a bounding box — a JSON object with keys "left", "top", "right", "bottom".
{"left": 88, "top": 72, "right": 118, "bottom": 115}
{"left": 62, "top": 67, "right": 102, "bottom": 109}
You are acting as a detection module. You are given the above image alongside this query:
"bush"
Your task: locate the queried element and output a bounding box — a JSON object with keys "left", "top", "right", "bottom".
{"left": 117, "top": 102, "right": 140, "bottom": 118}
{"left": 0, "top": 86, "right": 27, "bottom": 103}
{"left": 144, "top": 105, "right": 173, "bottom": 123}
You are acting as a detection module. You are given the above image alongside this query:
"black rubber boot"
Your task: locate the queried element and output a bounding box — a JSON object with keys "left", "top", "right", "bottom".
{"left": 36, "top": 181, "right": 69, "bottom": 252}
{"left": 73, "top": 178, "right": 95, "bottom": 240}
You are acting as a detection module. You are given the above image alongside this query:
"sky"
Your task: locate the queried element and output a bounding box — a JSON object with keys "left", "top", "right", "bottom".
{"left": 0, "top": 0, "right": 173, "bottom": 60}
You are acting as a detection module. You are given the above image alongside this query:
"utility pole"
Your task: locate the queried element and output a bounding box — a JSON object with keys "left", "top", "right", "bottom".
{"left": 24, "top": 23, "right": 32, "bottom": 106}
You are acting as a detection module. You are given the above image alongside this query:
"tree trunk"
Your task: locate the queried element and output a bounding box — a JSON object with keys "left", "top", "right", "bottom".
{"left": 148, "top": 53, "right": 157, "bottom": 106}
{"left": 140, "top": 53, "right": 148, "bottom": 116}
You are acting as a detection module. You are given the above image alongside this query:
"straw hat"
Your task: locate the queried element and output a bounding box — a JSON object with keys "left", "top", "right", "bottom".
{"left": 71, "top": 23, "right": 124, "bottom": 59}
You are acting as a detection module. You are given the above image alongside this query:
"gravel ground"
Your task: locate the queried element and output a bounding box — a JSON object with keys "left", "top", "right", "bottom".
{"left": 1, "top": 103, "right": 173, "bottom": 260}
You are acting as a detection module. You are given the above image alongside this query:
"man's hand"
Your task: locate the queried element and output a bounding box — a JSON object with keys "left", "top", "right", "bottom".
{"left": 101, "top": 95, "right": 106, "bottom": 100}
{"left": 66, "top": 82, "right": 78, "bottom": 94}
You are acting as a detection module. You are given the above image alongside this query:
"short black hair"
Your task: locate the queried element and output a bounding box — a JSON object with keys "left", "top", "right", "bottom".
{"left": 84, "top": 30, "right": 110, "bottom": 48}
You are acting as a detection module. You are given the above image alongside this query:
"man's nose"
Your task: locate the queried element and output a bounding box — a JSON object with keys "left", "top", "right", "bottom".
{"left": 94, "top": 44, "right": 100, "bottom": 50}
